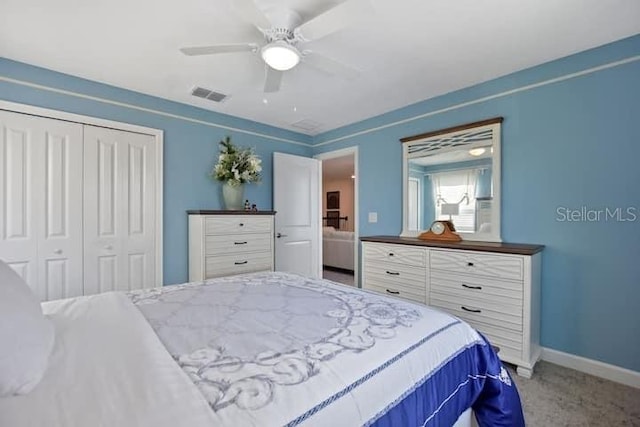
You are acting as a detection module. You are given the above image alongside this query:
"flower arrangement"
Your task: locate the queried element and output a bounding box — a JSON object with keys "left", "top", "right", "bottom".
{"left": 211, "top": 136, "right": 262, "bottom": 186}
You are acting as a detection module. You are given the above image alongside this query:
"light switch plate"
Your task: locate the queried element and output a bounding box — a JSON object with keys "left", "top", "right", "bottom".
{"left": 368, "top": 212, "right": 378, "bottom": 223}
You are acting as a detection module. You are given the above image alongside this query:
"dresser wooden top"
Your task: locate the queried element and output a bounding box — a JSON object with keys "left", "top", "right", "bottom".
{"left": 361, "top": 236, "right": 544, "bottom": 255}
{"left": 187, "top": 210, "right": 276, "bottom": 215}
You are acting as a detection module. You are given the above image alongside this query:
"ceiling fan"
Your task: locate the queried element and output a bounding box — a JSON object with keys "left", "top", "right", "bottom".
{"left": 179, "top": 0, "right": 374, "bottom": 93}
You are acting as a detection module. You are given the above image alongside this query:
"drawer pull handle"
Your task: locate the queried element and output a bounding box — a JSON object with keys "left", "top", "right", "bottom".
{"left": 234, "top": 260, "right": 248, "bottom": 265}
{"left": 461, "top": 306, "right": 481, "bottom": 313}
{"left": 462, "top": 284, "right": 482, "bottom": 290}
{"left": 234, "top": 241, "right": 248, "bottom": 245}
{"left": 388, "top": 253, "right": 394, "bottom": 257}
{"left": 467, "top": 262, "right": 474, "bottom": 267}
{"left": 239, "top": 223, "right": 245, "bottom": 227}
{"left": 385, "top": 271, "right": 400, "bottom": 276}
{"left": 386, "top": 289, "right": 400, "bottom": 295}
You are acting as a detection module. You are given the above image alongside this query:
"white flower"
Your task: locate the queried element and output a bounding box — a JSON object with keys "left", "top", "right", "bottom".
{"left": 211, "top": 137, "right": 262, "bottom": 184}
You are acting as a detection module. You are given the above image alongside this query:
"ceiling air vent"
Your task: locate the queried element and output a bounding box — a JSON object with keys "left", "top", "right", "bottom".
{"left": 191, "top": 86, "right": 229, "bottom": 103}
{"left": 292, "top": 119, "right": 321, "bottom": 132}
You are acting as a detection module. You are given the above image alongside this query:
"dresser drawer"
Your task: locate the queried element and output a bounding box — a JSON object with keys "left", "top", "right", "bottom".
{"left": 430, "top": 271, "right": 523, "bottom": 304}
{"left": 363, "top": 243, "right": 426, "bottom": 267}
{"left": 463, "top": 319, "right": 523, "bottom": 360}
{"left": 430, "top": 250, "right": 523, "bottom": 281}
{"left": 205, "top": 233, "right": 272, "bottom": 256}
{"left": 429, "top": 293, "right": 522, "bottom": 332}
{"left": 204, "top": 216, "right": 273, "bottom": 235}
{"left": 364, "top": 261, "right": 426, "bottom": 293}
{"left": 365, "top": 283, "right": 426, "bottom": 304}
{"left": 204, "top": 253, "right": 273, "bottom": 278}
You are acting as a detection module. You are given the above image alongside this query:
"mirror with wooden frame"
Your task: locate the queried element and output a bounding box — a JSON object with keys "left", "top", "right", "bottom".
{"left": 401, "top": 117, "right": 503, "bottom": 242}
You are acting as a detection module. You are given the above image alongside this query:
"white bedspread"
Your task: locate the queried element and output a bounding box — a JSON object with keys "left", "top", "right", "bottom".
{"left": 130, "top": 272, "right": 485, "bottom": 426}
{"left": 0, "top": 292, "right": 217, "bottom": 427}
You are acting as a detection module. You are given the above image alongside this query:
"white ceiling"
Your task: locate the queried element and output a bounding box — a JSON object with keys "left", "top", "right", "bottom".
{"left": 1, "top": 0, "right": 639, "bottom": 136}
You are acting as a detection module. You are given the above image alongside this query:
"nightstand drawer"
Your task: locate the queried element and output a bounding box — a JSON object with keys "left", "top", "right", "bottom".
{"left": 204, "top": 216, "right": 273, "bottom": 235}
{"left": 205, "top": 233, "right": 272, "bottom": 255}
{"left": 430, "top": 250, "right": 523, "bottom": 281}
{"left": 364, "top": 243, "right": 426, "bottom": 267}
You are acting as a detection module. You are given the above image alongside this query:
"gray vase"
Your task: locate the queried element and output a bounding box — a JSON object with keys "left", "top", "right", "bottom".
{"left": 222, "top": 182, "right": 244, "bottom": 210}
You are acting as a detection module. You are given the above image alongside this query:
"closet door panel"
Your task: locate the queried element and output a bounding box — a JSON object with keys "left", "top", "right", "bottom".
{"left": 0, "top": 111, "right": 38, "bottom": 292}
{"left": 84, "top": 126, "right": 156, "bottom": 294}
{"left": 38, "top": 122, "right": 84, "bottom": 300}
{"left": 125, "top": 133, "right": 156, "bottom": 290}
{"left": 0, "top": 111, "right": 83, "bottom": 300}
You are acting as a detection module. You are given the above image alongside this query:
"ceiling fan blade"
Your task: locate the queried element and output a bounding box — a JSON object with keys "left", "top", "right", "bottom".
{"left": 303, "top": 52, "right": 360, "bottom": 80}
{"left": 295, "top": 0, "right": 374, "bottom": 42}
{"left": 264, "top": 66, "right": 283, "bottom": 93}
{"left": 231, "top": 0, "right": 272, "bottom": 30}
{"left": 180, "top": 44, "right": 258, "bottom": 56}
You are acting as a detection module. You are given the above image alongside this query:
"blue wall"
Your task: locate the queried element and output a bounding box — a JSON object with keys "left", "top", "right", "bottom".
{"left": 0, "top": 59, "right": 312, "bottom": 285}
{"left": 313, "top": 35, "right": 640, "bottom": 372}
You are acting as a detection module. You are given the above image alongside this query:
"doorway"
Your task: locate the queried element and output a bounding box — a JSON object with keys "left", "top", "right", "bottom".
{"left": 314, "top": 147, "right": 359, "bottom": 287}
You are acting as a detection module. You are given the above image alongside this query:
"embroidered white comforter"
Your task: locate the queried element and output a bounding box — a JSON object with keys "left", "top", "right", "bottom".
{"left": 129, "top": 272, "right": 491, "bottom": 426}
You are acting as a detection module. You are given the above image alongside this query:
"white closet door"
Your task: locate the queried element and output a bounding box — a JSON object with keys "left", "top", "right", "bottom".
{"left": 83, "top": 125, "right": 156, "bottom": 294}
{"left": 0, "top": 110, "right": 83, "bottom": 301}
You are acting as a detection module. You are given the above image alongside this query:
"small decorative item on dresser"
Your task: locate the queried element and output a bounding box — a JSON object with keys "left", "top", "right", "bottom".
{"left": 244, "top": 200, "right": 251, "bottom": 211}
{"left": 418, "top": 220, "right": 462, "bottom": 242}
{"left": 211, "top": 136, "right": 262, "bottom": 210}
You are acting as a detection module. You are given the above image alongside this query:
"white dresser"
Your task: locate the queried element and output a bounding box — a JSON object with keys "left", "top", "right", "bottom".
{"left": 188, "top": 211, "right": 275, "bottom": 281}
{"left": 362, "top": 237, "right": 543, "bottom": 378}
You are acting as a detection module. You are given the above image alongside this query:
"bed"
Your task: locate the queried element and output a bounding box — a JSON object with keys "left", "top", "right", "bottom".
{"left": 0, "top": 270, "right": 524, "bottom": 426}
{"left": 323, "top": 226, "right": 355, "bottom": 271}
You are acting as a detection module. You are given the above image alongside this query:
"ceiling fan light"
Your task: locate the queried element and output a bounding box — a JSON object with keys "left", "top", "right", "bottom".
{"left": 261, "top": 41, "right": 300, "bottom": 71}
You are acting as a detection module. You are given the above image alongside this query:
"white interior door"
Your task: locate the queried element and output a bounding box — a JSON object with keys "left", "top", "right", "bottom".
{"left": 273, "top": 152, "right": 321, "bottom": 278}
{"left": 83, "top": 125, "right": 157, "bottom": 294}
{"left": 0, "top": 110, "right": 83, "bottom": 300}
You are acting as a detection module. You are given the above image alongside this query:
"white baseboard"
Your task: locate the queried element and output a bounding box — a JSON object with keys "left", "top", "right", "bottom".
{"left": 541, "top": 347, "right": 640, "bottom": 389}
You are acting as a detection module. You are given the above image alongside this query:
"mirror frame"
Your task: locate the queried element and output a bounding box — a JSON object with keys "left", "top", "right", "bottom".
{"left": 400, "top": 117, "right": 503, "bottom": 242}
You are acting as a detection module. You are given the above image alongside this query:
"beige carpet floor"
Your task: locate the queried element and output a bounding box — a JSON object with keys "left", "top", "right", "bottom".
{"left": 322, "top": 268, "right": 355, "bottom": 286}
{"left": 510, "top": 361, "right": 640, "bottom": 426}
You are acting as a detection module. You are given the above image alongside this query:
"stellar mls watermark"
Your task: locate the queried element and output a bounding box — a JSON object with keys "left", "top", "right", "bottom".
{"left": 556, "top": 206, "right": 638, "bottom": 222}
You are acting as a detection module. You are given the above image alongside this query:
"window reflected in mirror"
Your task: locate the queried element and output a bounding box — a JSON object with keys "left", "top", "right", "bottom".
{"left": 408, "top": 159, "right": 492, "bottom": 233}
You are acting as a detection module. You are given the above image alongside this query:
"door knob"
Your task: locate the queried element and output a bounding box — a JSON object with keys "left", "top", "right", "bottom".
{"left": 276, "top": 233, "right": 288, "bottom": 238}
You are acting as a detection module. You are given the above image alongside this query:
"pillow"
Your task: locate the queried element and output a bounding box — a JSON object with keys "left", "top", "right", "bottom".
{"left": 0, "top": 260, "right": 54, "bottom": 397}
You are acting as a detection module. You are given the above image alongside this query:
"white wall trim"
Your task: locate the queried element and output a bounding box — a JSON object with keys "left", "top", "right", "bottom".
{"left": 314, "top": 146, "right": 359, "bottom": 287}
{"left": 0, "top": 76, "right": 312, "bottom": 147}
{"left": 541, "top": 347, "right": 640, "bottom": 389}
{"left": 0, "top": 100, "right": 165, "bottom": 288}
{"left": 313, "top": 54, "right": 640, "bottom": 147}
